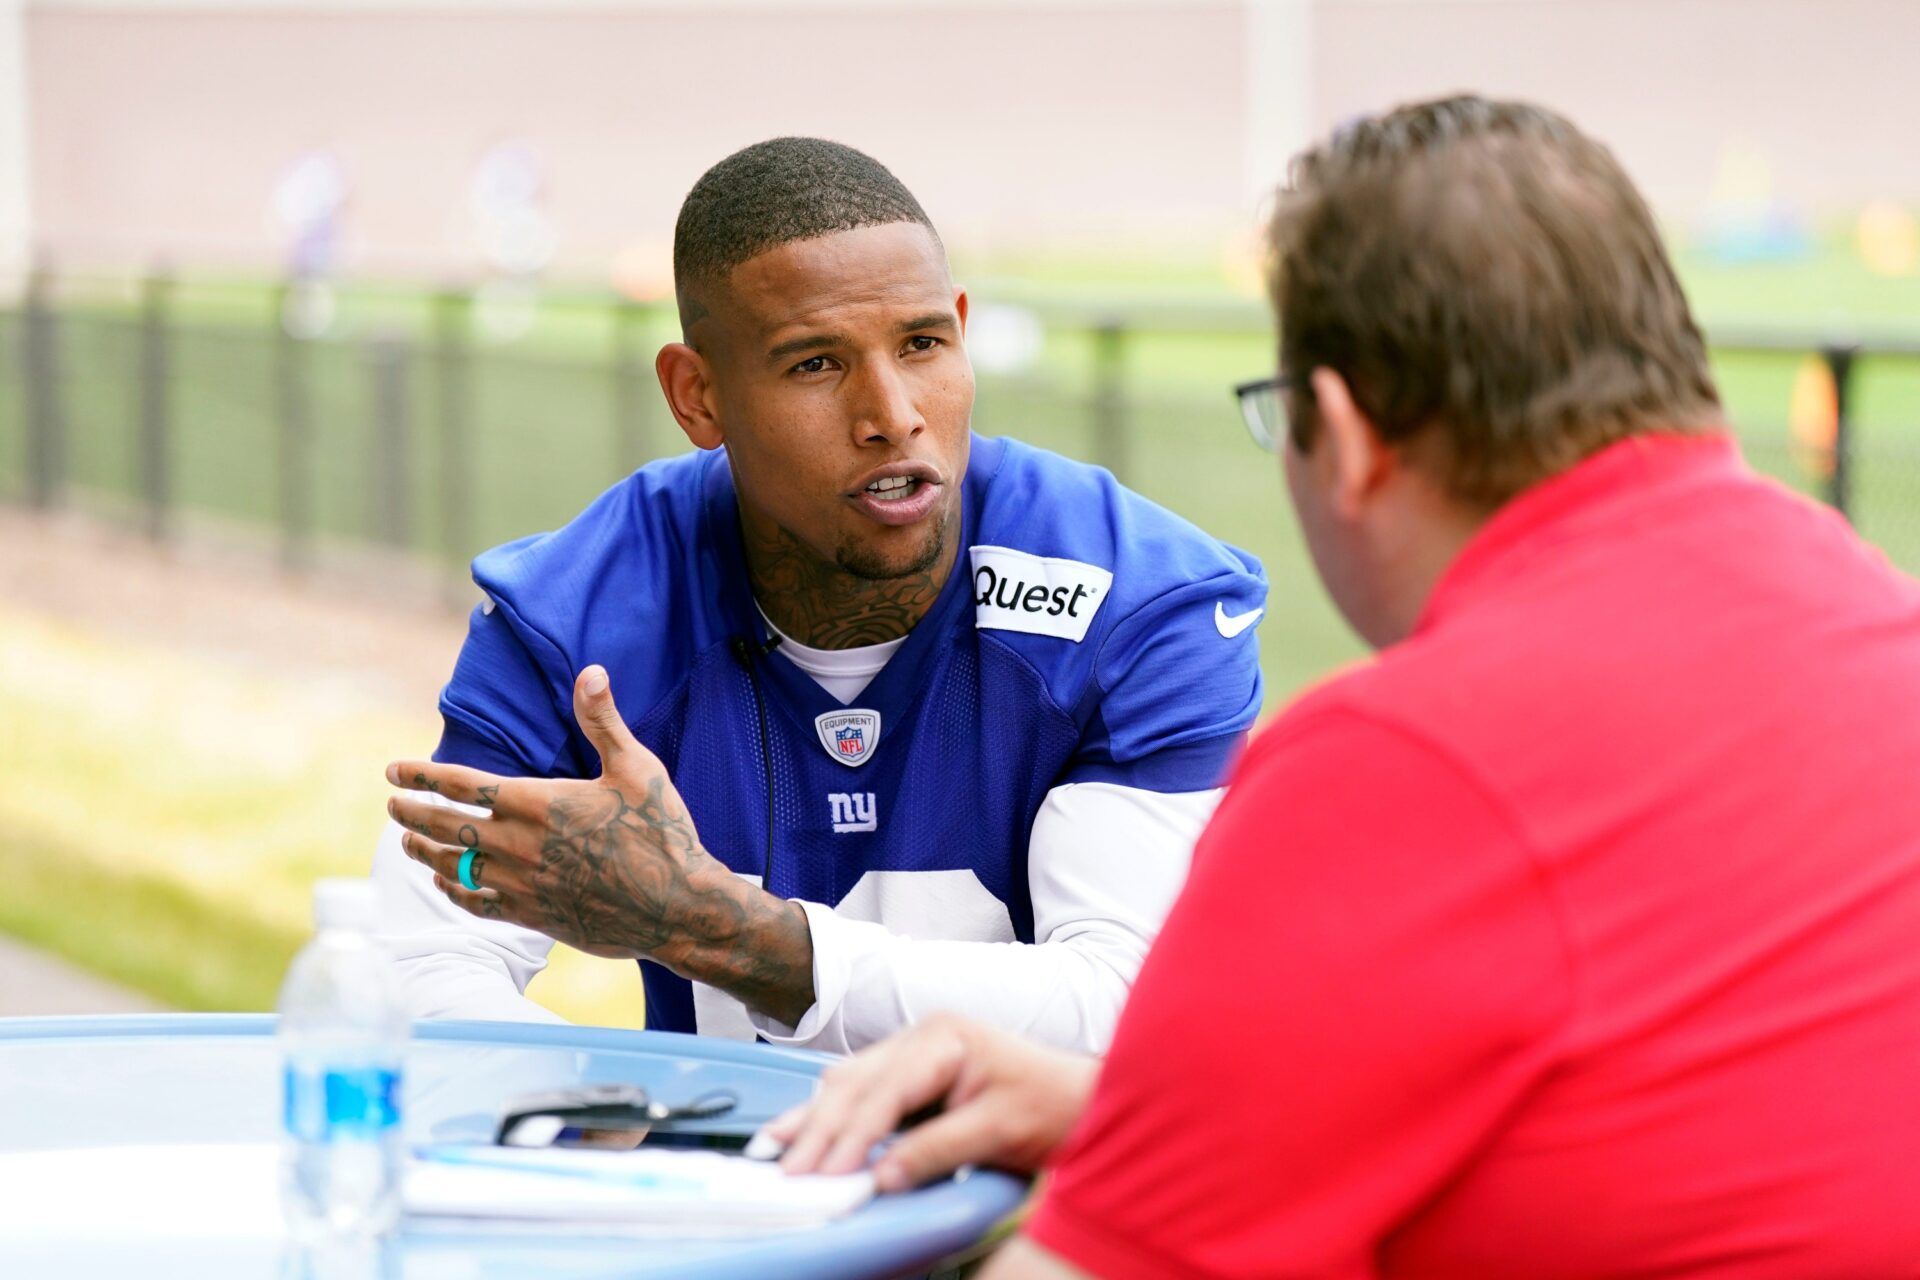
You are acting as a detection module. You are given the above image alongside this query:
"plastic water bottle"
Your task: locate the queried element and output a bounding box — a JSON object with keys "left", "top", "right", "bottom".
{"left": 278, "top": 878, "right": 409, "bottom": 1243}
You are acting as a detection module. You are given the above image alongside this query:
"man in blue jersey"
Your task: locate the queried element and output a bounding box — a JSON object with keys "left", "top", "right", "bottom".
{"left": 375, "top": 138, "right": 1265, "bottom": 1054}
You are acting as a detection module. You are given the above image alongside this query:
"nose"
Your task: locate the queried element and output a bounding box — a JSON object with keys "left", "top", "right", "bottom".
{"left": 851, "top": 361, "right": 925, "bottom": 447}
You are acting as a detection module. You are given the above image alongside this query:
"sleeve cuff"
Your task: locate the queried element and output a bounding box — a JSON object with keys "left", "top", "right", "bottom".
{"left": 745, "top": 899, "right": 890, "bottom": 1052}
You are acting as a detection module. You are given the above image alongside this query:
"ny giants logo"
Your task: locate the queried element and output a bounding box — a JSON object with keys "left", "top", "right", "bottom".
{"left": 829, "top": 792, "right": 877, "bottom": 834}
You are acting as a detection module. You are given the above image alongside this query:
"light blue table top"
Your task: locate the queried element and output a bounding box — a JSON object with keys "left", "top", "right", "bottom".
{"left": 0, "top": 1014, "right": 1028, "bottom": 1279}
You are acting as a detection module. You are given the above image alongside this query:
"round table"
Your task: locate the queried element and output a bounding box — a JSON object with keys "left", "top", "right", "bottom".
{"left": 0, "top": 1014, "right": 1028, "bottom": 1279}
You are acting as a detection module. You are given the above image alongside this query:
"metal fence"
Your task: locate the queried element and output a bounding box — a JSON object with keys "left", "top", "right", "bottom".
{"left": 5, "top": 269, "right": 1919, "bottom": 606}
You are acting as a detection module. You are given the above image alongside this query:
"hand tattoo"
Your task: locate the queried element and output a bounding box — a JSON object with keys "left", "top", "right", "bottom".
{"left": 532, "top": 777, "right": 812, "bottom": 1021}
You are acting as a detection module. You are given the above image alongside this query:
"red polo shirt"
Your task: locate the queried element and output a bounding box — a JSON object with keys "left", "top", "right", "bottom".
{"left": 1028, "top": 433, "right": 1920, "bottom": 1278}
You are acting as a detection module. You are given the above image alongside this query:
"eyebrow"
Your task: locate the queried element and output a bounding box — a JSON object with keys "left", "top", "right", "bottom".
{"left": 895, "top": 312, "right": 956, "bottom": 335}
{"left": 767, "top": 332, "right": 848, "bottom": 362}
{"left": 764, "top": 312, "right": 957, "bottom": 364}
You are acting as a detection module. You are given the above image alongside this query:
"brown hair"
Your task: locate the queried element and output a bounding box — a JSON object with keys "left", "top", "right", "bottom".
{"left": 1268, "top": 95, "right": 1722, "bottom": 507}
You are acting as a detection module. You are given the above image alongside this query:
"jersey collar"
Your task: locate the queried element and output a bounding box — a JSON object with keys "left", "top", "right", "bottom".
{"left": 1415, "top": 431, "right": 1743, "bottom": 637}
{"left": 698, "top": 437, "right": 998, "bottom": 749}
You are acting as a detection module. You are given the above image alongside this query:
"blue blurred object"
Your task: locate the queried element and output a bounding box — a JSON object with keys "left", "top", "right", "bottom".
{"left": 1696, "top": 204, "right": 1815, "bottom": 264}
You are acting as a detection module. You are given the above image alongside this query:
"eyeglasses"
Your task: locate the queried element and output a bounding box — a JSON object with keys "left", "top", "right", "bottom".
{"left": 495, "top": 1084, "right": 741, "bottom": 1148}
{"left": 1233, "top": 374, "right": 1293, "bottom": 453}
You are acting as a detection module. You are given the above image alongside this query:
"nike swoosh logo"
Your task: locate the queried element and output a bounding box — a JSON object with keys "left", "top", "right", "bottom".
{"left": 1214, "top": 602, "right": 1264, "bottom": 638}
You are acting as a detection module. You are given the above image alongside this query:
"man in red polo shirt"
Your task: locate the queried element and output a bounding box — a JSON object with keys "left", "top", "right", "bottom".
{"left": 765, "top": 96, "right": 1920, "bottom": 1277}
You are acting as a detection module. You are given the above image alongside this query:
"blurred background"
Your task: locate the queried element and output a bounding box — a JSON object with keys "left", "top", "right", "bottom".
{"left": 2, "top": 0, "right": 1917, "bottom": 1026}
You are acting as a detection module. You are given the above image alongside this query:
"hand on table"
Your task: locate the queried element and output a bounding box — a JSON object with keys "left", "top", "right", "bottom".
{"left": 761, "top": 1013, "right": 1099, "bottom": 1193}
{"left": 386, "top": 665, "right": 816, "bottom": 1025}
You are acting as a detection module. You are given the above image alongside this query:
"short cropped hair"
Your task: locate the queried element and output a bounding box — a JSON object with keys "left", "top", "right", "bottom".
{"left": 673, "top": 137, "right": 937, "bottom": 327}
{"left": 1268, "top": 95, "right": 1721, "bottom": 507}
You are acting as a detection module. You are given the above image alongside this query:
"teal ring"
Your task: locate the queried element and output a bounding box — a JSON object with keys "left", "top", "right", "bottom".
{"left": 457, "top": 848, "right": 481, "bottom": 892}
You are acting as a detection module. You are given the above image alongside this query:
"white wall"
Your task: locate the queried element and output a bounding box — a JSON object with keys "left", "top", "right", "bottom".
{"left": 0, "top": 0, "right": 29, "bottom": 281}
{"left": 1243, "top": 0, "right": 1312, "bottom": 207}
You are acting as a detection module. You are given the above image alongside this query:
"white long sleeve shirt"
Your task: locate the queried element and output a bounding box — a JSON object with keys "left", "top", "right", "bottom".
{"left": 370, "top": 780, "right": 1217, "bottom": 1055}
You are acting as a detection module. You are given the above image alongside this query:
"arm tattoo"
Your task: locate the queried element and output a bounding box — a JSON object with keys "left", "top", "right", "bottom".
{"left": 533, "top": 778, "right": 815, "bottom": 1022}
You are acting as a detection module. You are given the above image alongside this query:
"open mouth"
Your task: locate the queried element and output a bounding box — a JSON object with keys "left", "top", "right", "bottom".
{"left": 863, "top": 475, "right": 926, "bottom": 503}
{"left": 848, "top": 464, "right": 943, "bottom": 526}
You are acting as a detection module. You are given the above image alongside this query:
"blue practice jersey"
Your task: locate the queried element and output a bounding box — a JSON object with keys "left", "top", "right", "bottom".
{"left": 434, "top": 434, "right": 1266, "bottom": 1033}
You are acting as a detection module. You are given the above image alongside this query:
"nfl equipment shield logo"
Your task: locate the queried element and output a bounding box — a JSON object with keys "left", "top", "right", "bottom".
{"left": 814, "top": 709, "right": 882, "bottom": 768}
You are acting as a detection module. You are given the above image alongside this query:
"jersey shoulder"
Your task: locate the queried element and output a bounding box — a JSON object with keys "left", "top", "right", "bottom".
{"left": 465, "top": 448, "right": 723, "bottom": 704}
{"left": 968, "top": 436, "right": 1267, "bottom": 703}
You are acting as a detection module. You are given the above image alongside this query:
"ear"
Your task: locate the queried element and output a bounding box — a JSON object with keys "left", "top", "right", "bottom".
{"left": 656, "top": 343, "right": 724, "bottom": 451}
{"left": 1308, "top": 367, "right": 1393, "bottom": 519}
{"left": 953, "top": 286, "right": 969, "bottom": 337}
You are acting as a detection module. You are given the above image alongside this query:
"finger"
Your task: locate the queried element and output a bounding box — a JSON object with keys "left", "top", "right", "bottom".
{"left": 388, "top": 794, "right": 509, "bottom": 854}
{"left": 815, "top": 1024, "right": 975, "bottom": 1176}
{"left": 872, "top": 1105, "right": 1015, "bottom": 1193}
{"left": 778, "top": 1059, "right": 884, "bottom": 1176}
{"left": 815, "top": 1056, "right": 959, "bottom": 1176}
{"left": 400, "top": 830, "right": 498, "bottom": 892}
{"left": 432, "top": 872, "right": 511, "bottom": 923}
{"left": 783, "top": 1025, "right": 968, "bottom": 1176}
{"left": 572, "top": 666, "right": 642, "bottom": 773}
{"left": 399, "top": 829, "right": 462, "bottom": 881}
{"left": 385, "top": 760, "right": 510, "bottom": 811}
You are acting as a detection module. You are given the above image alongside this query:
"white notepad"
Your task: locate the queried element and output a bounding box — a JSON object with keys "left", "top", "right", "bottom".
{"left": 405, "top": 1144, "right": 875, "bottom": 1237}
{"left": 0, "top": 1143, "right": 874, "bottom": 1243}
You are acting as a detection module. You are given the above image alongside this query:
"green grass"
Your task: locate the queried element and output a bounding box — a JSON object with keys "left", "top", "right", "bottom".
{"left": 0, "top": 819, "right": 306, "bottom": 1012}
{"left": 0, "top": 607, "right": 650, "bottom": 1023}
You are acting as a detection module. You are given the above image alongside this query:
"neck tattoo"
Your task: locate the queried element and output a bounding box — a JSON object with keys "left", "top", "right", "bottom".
{"left": 743, "top": 517, "right": 956, "bottom": 651}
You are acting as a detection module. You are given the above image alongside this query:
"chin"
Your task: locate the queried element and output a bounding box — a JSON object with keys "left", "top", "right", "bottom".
{"left": 837, "top": 510, "right": 950, "bottom": 581}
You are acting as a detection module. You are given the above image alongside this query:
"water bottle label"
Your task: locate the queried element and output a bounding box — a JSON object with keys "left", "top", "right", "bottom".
{"left": 284, "top": 1065, "right": 401, "bottom": 1141}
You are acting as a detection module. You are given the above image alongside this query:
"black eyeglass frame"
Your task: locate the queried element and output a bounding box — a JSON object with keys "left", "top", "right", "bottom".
{"left": 1233, "top": 374, "right": 1295, "bottom": 453}
{"left": 494, "top": 1083, "right": 741, "bottom": 1147}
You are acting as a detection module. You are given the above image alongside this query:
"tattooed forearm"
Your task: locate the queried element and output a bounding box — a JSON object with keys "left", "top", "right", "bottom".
{"left": 677, "top": 893, "right": 814, "bottom": 1027}
{"left": 531, "top": 777, "right": 816, "bottom": 1023}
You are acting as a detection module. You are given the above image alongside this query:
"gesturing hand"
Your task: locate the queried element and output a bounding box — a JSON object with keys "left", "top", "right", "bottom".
{"left": 760, "top": 1013, "right": 1099, "bottom": 1193}
{"left": 386, "top": 665, "right": 816, "bottom": 1023}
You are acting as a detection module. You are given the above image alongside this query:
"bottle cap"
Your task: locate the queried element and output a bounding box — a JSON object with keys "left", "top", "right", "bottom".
{"left": 313, "top": 877, "right": 379, "bottom": 932}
